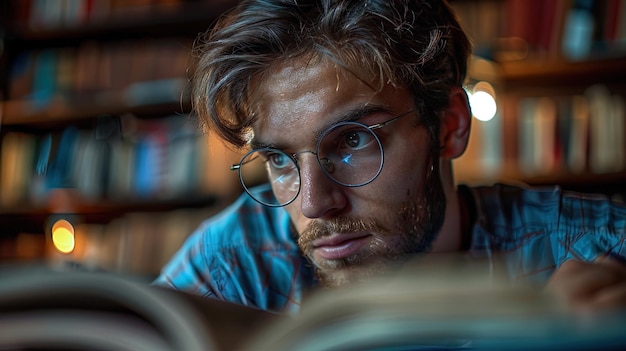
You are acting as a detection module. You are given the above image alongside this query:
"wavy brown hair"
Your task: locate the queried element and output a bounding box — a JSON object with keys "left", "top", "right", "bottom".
{"left": 191, "top": 0, "right": 471, "bottom": 148}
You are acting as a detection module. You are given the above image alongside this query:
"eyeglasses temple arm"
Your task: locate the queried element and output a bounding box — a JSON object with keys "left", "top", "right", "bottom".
{"left": 368, "top": 109, "right": 416, "bottom": 130}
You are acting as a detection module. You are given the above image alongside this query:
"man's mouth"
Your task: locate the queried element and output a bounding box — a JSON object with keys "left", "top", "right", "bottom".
{"left": 311, "top": 233, "right": 372, "bottom": 261}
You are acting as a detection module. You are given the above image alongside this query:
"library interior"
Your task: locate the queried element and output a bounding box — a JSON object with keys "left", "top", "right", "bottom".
{"left": 1, "top": 0, "right": 626, "bottom": 349}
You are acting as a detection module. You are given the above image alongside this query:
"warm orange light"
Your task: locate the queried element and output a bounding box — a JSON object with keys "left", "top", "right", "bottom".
{"left": 51, "top": 219, "right": 75, "bottom": 254}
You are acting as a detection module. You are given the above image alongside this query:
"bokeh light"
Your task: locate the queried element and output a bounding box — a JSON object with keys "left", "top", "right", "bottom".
{"left": 468, "top": 81, "right": 497, "bottom": 122}
{"left": 51, "top": 219, "right": 75, "bottom": 254}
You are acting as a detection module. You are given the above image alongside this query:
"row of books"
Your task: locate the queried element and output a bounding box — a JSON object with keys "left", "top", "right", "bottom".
{"left": 452, "top": 0, "right": 626, "bottom": 61}
{"left": 8, "top": 0, "right": 208, "bottom": 30}
{"left": 516, "top": 84, "right": 625, "bottom": 176}
{"left": 7, "top": 38, "right": 192, "bottom": 109}
{"left": 0, "top": 114, "right": 243, "bottom": 208}
{"left": 455, "top": 84, "right": 625, "bottom": 183}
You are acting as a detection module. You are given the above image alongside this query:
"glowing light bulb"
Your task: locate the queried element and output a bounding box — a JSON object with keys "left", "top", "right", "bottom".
{"left": 470, "top": 90, "right": 497, "bottom": 121}
{"left": 51, "top": 219, "right": 75, "bottom": 254}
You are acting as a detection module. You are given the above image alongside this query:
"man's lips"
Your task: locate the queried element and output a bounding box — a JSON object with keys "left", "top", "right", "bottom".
{"left": 311, "top": 233, "right": 372, "bottom": 261}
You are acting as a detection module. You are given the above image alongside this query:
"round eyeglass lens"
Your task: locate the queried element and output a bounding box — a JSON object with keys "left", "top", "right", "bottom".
{"left": 317, "top": 121, "right": 384, "bottom": 187}
{"left": 238, "top": 148, "right": 300, "bottom": 207}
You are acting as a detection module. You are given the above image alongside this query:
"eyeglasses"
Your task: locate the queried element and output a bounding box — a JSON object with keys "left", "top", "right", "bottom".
{"left": 230, "top": 109, "right": 417, "bottom": 207}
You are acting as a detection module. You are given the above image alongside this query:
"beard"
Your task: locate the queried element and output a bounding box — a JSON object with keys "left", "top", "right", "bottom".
{"left": 297, "top": 156, "right": 447, "bottom": 288}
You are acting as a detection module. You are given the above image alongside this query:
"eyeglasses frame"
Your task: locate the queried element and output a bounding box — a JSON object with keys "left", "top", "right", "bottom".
{"left": 230, "top": 109, "right": 417, "bottom": 207}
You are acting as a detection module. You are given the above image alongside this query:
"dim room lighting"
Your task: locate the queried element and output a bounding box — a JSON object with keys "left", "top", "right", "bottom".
{"left": 469, "top": 81, "right": 497, "bottom": 122}
{"left": 51, "top": 219, "right": 75, "bottom": 254}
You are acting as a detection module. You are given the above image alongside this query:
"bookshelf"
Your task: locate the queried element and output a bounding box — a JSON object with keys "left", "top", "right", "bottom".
{"left": 451, "top": 0, "right": 626, "bottom": 199}
{"left": 0, "top": 0, "right": 242, "bottom": 275}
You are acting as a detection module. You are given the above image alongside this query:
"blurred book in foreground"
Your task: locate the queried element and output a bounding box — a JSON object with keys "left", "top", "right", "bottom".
{"left": 1, "top": 256, "right": 626, "bottom": 351}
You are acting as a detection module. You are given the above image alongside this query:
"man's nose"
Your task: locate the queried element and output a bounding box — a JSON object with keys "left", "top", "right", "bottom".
{"left": 297, "top": 153, "right": 346, "bottom": 219}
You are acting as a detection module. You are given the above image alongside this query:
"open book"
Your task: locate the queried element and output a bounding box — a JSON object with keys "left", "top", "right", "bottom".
{"left": 1, "top": 257, "right": 625, "bottom": 351}
{"left": 245, "top": 257, "right": 626, "bottom": 350}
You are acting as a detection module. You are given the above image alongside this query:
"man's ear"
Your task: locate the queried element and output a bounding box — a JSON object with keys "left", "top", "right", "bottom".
{"left": 439, "top": 87, "right": 471, "bottom": 159}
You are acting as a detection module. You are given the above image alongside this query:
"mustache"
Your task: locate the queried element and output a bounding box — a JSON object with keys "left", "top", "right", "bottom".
{"left": 297, "top": 217, "right": 388, "bottom": 251}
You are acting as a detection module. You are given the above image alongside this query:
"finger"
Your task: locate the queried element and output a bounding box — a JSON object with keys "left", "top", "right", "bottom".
{"left": 592, "top": 281, "right": 626, "bottom": 310}
{"left": 548, "top": 260, "right": 614, "bottom": 296}
{"left": 546, "top": 259, "right": 626, "bottom": 307}
{"left": 595, "top": 253, "right": 626, "bottom": 274}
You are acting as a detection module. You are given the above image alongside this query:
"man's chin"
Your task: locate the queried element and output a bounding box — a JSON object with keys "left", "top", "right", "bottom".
{"left": 316, "top": 267, "right": 368, "bottom": 288}
{"left": 314, "top": 257, "right": 399, "bottom": 288}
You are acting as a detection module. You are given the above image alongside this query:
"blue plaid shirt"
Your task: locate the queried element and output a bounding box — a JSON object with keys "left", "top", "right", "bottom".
{"left": 154, "top": 183, "right": 626, "bottom": 314}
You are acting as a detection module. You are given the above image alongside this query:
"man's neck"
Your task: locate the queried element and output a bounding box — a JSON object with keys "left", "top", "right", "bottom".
{"left": 430, "top": 162, "right": 463, "bottom": 252}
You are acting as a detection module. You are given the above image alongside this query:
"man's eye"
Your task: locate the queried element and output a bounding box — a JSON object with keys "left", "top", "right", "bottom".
{"left": 268, "top": 152, "right": 291, "bottom": 169}
{"left": 341, "top": 130, "right": 374, "bottom": 150}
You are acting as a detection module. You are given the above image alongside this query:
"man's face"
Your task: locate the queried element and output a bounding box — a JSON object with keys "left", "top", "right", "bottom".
{"left": 249, "top": 57, "right": 446, "bottom": 287}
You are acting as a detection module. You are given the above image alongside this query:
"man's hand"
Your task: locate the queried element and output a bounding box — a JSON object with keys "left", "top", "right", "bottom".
{"left": 546, "top": 255, "right": 626, "bottom": 313}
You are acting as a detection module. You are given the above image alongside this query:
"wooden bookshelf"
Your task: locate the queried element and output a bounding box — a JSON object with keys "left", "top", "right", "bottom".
{"left": 0, "top": 0, "right": 242, "bottom": 273}
{"left": 2, "top": 97, "right": 191, "bottom": 126}
{"left": 452, "top": 0, "right": 626, "bottom": 197}
{"left": 4, "top": 1, "right": 237, "bottom": 41}
{"left": 500, "top": 56, "right": 626, "bottom": 93}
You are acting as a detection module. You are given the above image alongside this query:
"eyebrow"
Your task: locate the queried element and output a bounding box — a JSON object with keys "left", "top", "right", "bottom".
{"left": 250, "top": 104, "right": 392, "bottom": 150}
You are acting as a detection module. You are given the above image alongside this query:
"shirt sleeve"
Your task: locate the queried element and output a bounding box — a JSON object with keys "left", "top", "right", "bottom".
{"left": 556, "top": 190, "right": 626, "bottom": 264}
{"left": 468, "top": 184, "right": 626, "bottom": 284}
{"left": 152, "top": 187, "right": 309, "bottom": 313}
{"left": 152, "top": 216, "right": 238, "bottom": 300}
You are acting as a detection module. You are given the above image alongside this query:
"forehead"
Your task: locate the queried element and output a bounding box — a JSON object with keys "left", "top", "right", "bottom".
{"left": 247, "top": 57, "right": 412, "bottom": 148}
{"left": 250, "top": 57, "right": 375, "bottom": 126}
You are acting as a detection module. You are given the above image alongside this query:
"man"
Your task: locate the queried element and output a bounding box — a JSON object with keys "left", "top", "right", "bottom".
{"left": 154, "top": 0, "right": 626, "bottom": 314}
